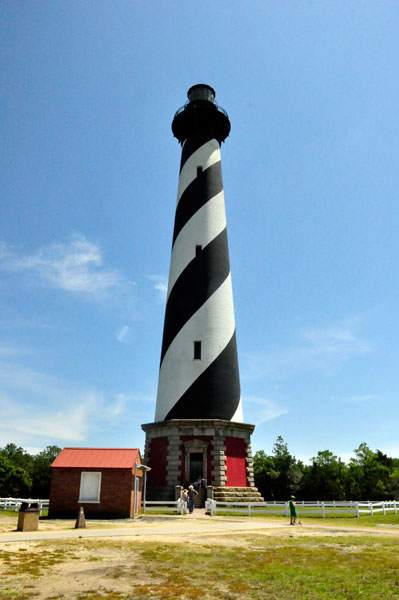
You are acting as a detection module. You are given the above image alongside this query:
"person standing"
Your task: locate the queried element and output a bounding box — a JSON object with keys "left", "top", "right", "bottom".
{"left": 187, "top": 485, "right": 198, "bottom": 514}
{"left": 289, "top": 495, "right": 297, "bottom": 525}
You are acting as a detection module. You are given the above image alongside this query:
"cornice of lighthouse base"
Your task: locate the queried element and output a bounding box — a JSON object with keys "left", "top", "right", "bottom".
{"left": 141, "top": 419, "right": 260, "bottom": 500}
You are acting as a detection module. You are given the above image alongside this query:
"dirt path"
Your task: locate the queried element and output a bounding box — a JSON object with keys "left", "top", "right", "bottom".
{"left": 1, "top": 511, "right": 399, "bottom": 544}
{"left": 1, "top": 513, "right": 398, "bottom": 600}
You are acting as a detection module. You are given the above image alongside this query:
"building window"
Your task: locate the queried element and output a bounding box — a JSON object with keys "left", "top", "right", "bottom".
{"left": 194, "top": 341, "right": 201, "bottom": 360}
{"left": 79, "top": 472, "right": 102, "bottom": 503}
{"left": 197, "top": 166, "right": 203, "bottom": 177}
{"left": 195, "top": 244, "right": 202, "bottom": 257}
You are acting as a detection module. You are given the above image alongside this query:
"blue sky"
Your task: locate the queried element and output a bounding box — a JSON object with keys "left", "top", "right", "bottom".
{"left": 1, "top": 2, "right": 399, "bottom": 463}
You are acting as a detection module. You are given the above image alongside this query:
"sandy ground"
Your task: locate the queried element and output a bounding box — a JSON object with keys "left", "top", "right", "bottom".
{"left": 1, "top": 512, "right": 398, "bottom": 599}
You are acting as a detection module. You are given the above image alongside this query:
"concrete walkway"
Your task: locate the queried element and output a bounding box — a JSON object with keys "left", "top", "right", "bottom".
{"left": 1, "top": 512, "right": 398, "bottom": 544}
{"left": 0, "top": 512, "right": 287, "bottom": 544}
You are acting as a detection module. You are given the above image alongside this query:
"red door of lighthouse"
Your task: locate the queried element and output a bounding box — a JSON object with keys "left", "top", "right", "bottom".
{"left": 225, "top": 437, "right": 247, "bottom": 487}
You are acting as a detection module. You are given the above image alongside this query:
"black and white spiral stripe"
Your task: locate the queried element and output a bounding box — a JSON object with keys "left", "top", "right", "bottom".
{"left": 155, "top": 135, "right": 243, "bottom": 422}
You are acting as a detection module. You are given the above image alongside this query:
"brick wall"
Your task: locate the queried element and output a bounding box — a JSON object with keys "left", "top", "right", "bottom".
{"left": 49, "top": 467, "right": 143, "bottom": 519}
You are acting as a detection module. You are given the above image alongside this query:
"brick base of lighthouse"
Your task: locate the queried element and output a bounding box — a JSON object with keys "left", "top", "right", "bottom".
{"left": 141, "top": 419, "right": 263, "bottom": 502}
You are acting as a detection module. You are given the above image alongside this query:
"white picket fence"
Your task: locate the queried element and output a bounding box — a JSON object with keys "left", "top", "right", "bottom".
{"left": 0, "top": 497, "right": 49, "bottom": 516}
{"left": 204, "top": 499, "right": 399, "bottom": 518}
{"left": 143, "top": 498, "right": 399, "bottom": 519}
{"left": 142, "top": 499, "right": 187, "bottom": 515}
{"left": 2, "top": 497, "right": 396, "bottom": 520}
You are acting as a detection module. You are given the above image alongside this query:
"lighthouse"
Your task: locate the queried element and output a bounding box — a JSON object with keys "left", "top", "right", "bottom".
{"left": 142, "top": 85, "right": 262, "bottom": 503}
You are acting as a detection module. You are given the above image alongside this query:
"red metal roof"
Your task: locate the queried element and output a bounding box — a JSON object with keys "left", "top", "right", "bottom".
{"left": 51, "top": 448, "right": 141, "bottom": 469}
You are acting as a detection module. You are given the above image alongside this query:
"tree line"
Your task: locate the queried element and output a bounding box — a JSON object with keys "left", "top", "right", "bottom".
{"left": 254, "top": 436, "right": 399, "bottom": 500}
{"left": 0, "top": 444, "right": 61, "bottom": 498}
{"left": 1, "top": 439, "right": 399, "bottom": 501}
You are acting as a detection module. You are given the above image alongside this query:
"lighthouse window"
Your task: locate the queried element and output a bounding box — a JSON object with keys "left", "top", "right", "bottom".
{"left": 197, "top": 166, "right": 203, "bottom": 177}
{"left": 195, "top": 245, "right": 202, "bottom": 257}
{"left": 194, "top": 341, "right": 202, "bottom": 360}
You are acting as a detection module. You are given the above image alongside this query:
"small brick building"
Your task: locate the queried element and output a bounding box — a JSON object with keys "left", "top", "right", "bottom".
{"left": 49, "top": 447, "right": 144, "bottom": 519}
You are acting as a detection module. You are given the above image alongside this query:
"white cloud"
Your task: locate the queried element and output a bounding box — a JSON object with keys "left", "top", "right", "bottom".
{"left": 335, "top": 394, "right": 377, "bottom": 404}
{"left": 336, "top": 452, "right": 357, "bottom": 464}
{"left": 242, "top": 317, "right": 371, "bottom": 383}
{"left": 116, "top": 325, "right": 131, "bottom": 343}
{"left": 23, "top": 447, "right": 48, "bottom": 456}
{"left": 147, "top": 274, "right": 167, "bottom": 300}
{"left": 0, "top": 344, "right": 29, "bottom": 358}
{"left": 0, "top": 234, "right": 133, "bottom": 302}
{"left": 0, "top": 360, "right": 127, "bottom": 446}
{"left": 244, "top": 395, "right": 288, "bottom": 426}
{"left": 300, "top": 322, "right": 371, "bottom": 357}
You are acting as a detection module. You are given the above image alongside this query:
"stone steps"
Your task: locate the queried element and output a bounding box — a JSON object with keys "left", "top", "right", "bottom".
{"left": 146, "top": 485, "right": 264, "bottom": 504}
{"left": 211, "top": 486, "right": 264, "bottom": 503}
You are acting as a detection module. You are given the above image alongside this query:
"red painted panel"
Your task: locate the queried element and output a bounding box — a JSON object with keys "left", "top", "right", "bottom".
{"left": 147, "top": 437, "right": 168, "bottom": 486}
{"left": 225, "top": 437, "right": 247, "bottom": 487}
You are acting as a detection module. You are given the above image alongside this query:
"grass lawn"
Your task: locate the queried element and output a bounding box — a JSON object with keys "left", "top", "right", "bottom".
{"left": 215, "top": 510, "right": 399, "bottom": 528}
{"left": 1, "top": 530, "right": 399, "bottom": 599}
{"left": 133, "top": 535, "right": 399, "bottom": 600}
{"left": 0, "top": 509, "right": 48, "bottom": 518}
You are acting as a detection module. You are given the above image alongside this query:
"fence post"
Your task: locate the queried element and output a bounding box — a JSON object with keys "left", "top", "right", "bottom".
{"left": 285, "top": 502, "right": 288, "bottom": 517}
{"left": 248, "top": 503, "right": 252, "bottom": 517}
{"left": 322, "top": 502, "right": 326, "bottom": 518}
{"left": 382, "top": 502, "right": 386, "bottom": 516}
{"left": 369, "top": 502, "right": 373, "bottom": 516}
{"left": 206, "top": 499, "right": 217, "bottom": 516}
{"left": 394, "top": 501, "right": 397, "bottom": 515}
{"left": 355, "top": 502, "right": 359, "bottom": 518}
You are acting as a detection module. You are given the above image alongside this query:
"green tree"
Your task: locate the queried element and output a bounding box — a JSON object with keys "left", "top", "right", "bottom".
{"left": 272, "top": 436, "right": 303, "bottom": 498}
{"left": 389, "top": 459, "right": 399, "bottom": 499}
{"left": 31, "top": 445, "right": 61, "bottom": 498}
{"left": 253, "top": 450, "right": 279, "bottom": 499}
{"left": 254, "top": 437, "right": 302, "bottom": 499}
{"left": 0, "top": 443, "right": 33, "bottom": 473}
{"left": 347, "top": 443, "right": 392, "bottom": 499}
{"left": 0, "top": 443, "right": 61, "bottom": 498}
{"left": 0, "top": 455, "right": 32, "bottom": 497}
{"left": 300, "top": 450, "right": 347, "bottom": 500}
